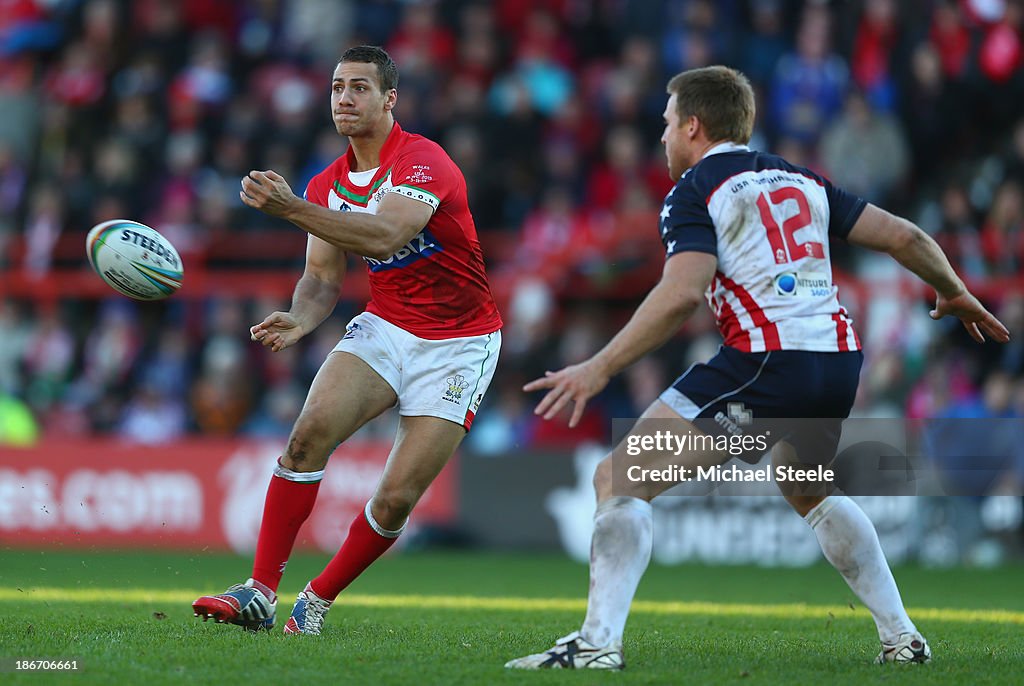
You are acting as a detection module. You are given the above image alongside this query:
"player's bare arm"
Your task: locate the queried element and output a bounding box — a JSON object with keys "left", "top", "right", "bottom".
{"left": 525, "top": 251, "right": 717, "bottom": 427}
{"left": 241, "top": 169, "right": 432, "bottom": 259}
{"left": 251, "top": 235, "right": 346, "bottom": 352}
{"left": 847, "top": 204, "right": 1010, "bottom": 343}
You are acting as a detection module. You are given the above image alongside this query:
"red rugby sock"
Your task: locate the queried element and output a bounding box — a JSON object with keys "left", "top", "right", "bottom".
{"left": 251, "top": 469, "right": 322, "bottom": 592}
{"left": 310, "top": 504, "right": 402, "bottom": 601}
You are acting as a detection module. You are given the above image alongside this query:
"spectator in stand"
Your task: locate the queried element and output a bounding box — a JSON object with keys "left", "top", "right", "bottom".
{"left": 21, "top": 308, "right": 75, "bottom": 415}
{"left": 0, "top": 299, "right": 31, "bottom": 395}
{"left": 739, "top": 0, "right": 787, "bottom": 89}
{"left": 849, "top": 0, "right": 905, "bottom": 112}
{"left": 119, "top": 381, "right": 187, "bottom": 445}
{"left": 490, "top": 9, "right": 574, "bottom": 117}
{"left": 190, "top": 299, "right": 253, "bottom": 435}
{"left": 92, "top": 137, "right": 141, "bottom": 216}
{"left": 976, "top": 0, "right": 1023, "bottom": 86}
{"left": 242, "top": 381, "right": 305, "bottom": 439}
{"left": 78, "top": 300, "right": 142, "bottom": 393}
{"left": 538, "top": 137, "right": 585, "bottom": 202}
{"left": 996, "top": 294, "right": 1024, "bottom": 376}
{"left": 486, "top": 80, "right": 544, "bottom": 227}
{"left": 621, "top": 356, "right": 668, "bottom": 417}
{"left": 972, "top": 1, "right": 1024, "bottom": 135}
{"left": 190, "top": 358, "right": 252, "bottom": 435}
{"left": 769, "top": 4, "right": 848, "bottom": 145}
{"left": 907, "top": 353, "right": 977, "bottom": 419}
{"left": 617, "top": 35, "right": 667, "bottom": 129}
{"left": 586, "top": 125, "right": 667, "bottom": 211}
{"left": 820, "top": 90, "right": 909, "bottom": 206}
{"left": 0, "top": 142, "right": 26, "bottom": 225}
{"left": 453, "top": 2, "right": 504, "bottom": 88}
{"left": 386, "top": 1, "right": 456, "bottom": 75}
{"left": 930, "top": 0, "right": 971, "bottom": 79}
{"left": 22, "top": 185, "right": 62, "bottom": 278}
{"left": 1005, "top": 118, "right": 1024, "bottom": 185}
{"left": 138, "top": 325, "right": 191, "bottom": 394}
{"left": 517, "top": 185, "right": 583, "bottom": 278}
{"left": 661, "top": 0, "right": 732, "bottom": 77}
{"left": 935, "top": 183, "right": 987, "bottom": 279}
{"left": 900, "top": 43, "right": 968, "bottom": 179}
{"left": 530, "top": 307, "right": 610, "bottom": 447}
{"left": 44, "top": 40, "right": 106, "bottom": 109}
{"left": 464, "top": 377, "right": 534, "bottom": 456}
{"left": 981, "top": 180, "right": 1024, "bottom": 275}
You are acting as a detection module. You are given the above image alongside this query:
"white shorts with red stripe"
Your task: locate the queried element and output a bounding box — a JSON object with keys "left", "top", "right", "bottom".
{"left": 333, "top": 311, "right": 501, "bottom": 430}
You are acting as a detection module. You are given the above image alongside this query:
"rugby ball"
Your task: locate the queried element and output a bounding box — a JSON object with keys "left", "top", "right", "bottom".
{"left": 86, "top": 220, "right": 184, "bottom": 300}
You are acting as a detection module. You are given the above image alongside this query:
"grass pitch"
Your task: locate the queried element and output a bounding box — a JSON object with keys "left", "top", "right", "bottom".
{"left": 0, "top": 549, "right": 1021, "bottom": 685}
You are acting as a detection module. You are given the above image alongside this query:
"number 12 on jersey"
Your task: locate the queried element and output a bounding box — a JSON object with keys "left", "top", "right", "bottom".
{"left": 756, "top": 186, "right": 824, "bottom": 265}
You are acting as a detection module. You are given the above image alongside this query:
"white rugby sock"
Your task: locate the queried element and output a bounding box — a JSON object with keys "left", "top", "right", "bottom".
{"left": 806, "top": 495, "right": 916, "bottom": 643}
{"left": 580, "top": 496, "right": 653, "bottom": 648}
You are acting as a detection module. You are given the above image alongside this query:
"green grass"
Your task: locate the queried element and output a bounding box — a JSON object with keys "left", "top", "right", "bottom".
{"left": 0, "top": 549, "right": 1021, "bottom": 684}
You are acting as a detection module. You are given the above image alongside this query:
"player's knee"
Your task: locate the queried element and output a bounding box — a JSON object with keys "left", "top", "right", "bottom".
{"left": 371, "top": 488, "right": 418, "bottom": 529}
{"left": 785, "top": 494, "right": 824, "bottom": 518}
{"left": 282, "top": 413, "right": 333, "bottom": 472}
{"left": 593, "top": 457, "right": 615, "bottom": 501}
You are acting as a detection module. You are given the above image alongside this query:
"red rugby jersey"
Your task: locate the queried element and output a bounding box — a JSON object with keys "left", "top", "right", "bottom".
{"left": 304, "top": 122, "right": 502, "bottom": 339}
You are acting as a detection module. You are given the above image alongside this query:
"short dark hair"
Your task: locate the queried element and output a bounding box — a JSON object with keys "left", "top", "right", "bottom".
{"left": 339, "top": 45, "right": 399, "bottom": 92}
{"left": 667, "top": 66, "right": 755, "bottom": 144}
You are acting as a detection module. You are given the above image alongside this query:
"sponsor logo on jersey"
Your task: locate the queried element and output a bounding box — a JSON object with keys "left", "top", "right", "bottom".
{"left": 714, "top": 402, "right": 752, "bottom": 436}
{"left": 339, "top": 202, "right": 352, "bottom": 212}
{"left": 442, "top": 374, "right": 470, "bottom": 404}
{"left": 363, "top": 228, "right": 444, "bottom": 272}
{"left": 773, "top": 271, "right": 831, "bottom": 297}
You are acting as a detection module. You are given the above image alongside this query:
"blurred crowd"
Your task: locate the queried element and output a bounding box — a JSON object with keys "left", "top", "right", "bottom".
{"left": 0, "top": 0, "right": 1023, "bottom": 490}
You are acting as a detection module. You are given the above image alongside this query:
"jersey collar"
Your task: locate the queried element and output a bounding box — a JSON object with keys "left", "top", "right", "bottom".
{"left": 344, "top": 120, "right": 404, "bottom": 170}
{"left": 702, "top": 141, "right": 749, "bottom": 159}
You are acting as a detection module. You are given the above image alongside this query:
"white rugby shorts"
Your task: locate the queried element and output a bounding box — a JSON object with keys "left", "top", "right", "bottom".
{"left": 332, "top": 311, "right": 501, "bottom": 430}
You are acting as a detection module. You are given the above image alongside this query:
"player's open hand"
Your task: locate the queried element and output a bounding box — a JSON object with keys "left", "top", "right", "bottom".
{"left": 241, "top": 170, "right": 298, "bottom": 217}
{"left": 250, "top": 311, "right": 304, "bottom": 352}
{"left": 524, "top": 361, "right": 610, "bottom": 428}
{"left": 930, "top": 291, "right": 1011, "bottom": 343}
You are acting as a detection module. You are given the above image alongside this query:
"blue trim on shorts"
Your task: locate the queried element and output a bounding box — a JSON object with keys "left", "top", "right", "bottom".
{"left": 671, "top": 346, "right": 862, "bottom": 420}
{"left": 666, "top": 346, "right": 863, "bottom": 464}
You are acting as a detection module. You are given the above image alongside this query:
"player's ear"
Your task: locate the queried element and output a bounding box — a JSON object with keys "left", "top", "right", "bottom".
{"left": 384, "top": 88, "right": 397, "bottom": 112}
{"left": 687, "top": 114, "right": 700, "bottom": 139}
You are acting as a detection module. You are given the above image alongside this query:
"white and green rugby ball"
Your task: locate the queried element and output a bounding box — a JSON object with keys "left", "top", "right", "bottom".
{"left": 86, "top": 219, "right": 184, "bottom": 300}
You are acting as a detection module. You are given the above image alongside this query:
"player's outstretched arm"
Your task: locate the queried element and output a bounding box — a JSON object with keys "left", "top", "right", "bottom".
{"left": 847, "top": 204, "right": 1010, "bottom": 343}
{"left": 240, "top": 169, "right": 432, "bottom": 259}
{"left": 525, "top": 251, "right": 716, "bottom": 426}
{"left": 251, "top": 235, "right": 346, "bottom": 352}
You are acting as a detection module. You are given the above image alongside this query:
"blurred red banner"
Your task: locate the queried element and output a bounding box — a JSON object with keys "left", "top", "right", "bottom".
{"left": 0, "top": 439, "right": 456, "bottom": 551}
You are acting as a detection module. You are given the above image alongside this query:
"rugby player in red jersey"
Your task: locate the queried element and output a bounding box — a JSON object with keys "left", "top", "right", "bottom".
{"left": 192, "top": 45, "right": 502, "bottom": 635}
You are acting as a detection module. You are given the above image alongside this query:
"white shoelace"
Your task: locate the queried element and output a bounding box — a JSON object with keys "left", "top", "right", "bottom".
{"left": 300, "top": 591, "right": 332, "bottom": 633}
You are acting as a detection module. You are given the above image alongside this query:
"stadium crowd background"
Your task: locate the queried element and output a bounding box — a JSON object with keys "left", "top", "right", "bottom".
{"left": 0, "top": 0, "right": 1022, "bottom": 485}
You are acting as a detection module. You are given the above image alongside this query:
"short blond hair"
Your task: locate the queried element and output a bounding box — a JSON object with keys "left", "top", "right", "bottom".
{"left": 667, "top": 66, "right": 755, "bottom": 144}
